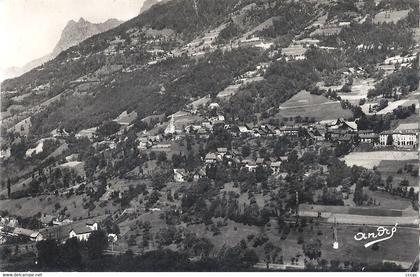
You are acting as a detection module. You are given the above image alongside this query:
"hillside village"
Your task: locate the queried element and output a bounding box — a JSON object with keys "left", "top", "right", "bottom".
{"left": 0, "top": 0, "right": 419, "bottom": 272}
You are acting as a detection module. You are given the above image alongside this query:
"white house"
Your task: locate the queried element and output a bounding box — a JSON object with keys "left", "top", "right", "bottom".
{"left": 270, "top": 161, "right": 282, "bottom": 174}
{"left": 379, "top": 123, "right": 418, "bottom": 148}
{"left": 392, "top": 130, "right": 418, "bottom": 148}
{"left": 174, "top": 168, "right": 188, "bottom": 182}
{"left": 205, "top": 153, "right": 217, "bottom": 164}
{"left": 379, "top": 131, "right": 393, "bottom": 146}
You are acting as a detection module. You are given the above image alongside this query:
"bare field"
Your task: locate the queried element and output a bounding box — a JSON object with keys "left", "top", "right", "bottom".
{"left": 342, "top": 151, "right": 418, "bottom": 169}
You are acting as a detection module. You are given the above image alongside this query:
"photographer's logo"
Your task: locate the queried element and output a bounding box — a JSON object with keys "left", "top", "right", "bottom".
{"left": 354, "top": 223, "right": 398, "bottom": 248}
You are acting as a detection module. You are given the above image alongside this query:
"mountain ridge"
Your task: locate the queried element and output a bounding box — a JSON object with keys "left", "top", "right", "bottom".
{"left": 140, "top": 0, "right": 172, "bottom": 14}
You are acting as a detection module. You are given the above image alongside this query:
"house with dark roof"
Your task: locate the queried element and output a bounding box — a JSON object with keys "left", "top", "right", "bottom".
{"left": 359, "top": 133, "right": 379, "bottom": 144}
{"left": 0, "top": 226, "right": 44, "bottom": 241}
{"left": 69, "top": 221, "right": 98, "bottom": 241}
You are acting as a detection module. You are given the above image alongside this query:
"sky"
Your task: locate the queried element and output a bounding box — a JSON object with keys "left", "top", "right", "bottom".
{"left": 0, "top": 0, "right": 146, "bottom": 69}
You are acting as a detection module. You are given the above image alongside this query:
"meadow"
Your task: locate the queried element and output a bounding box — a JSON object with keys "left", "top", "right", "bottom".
{"left": 278, "top": 90, "right": 352, "bottom": 121}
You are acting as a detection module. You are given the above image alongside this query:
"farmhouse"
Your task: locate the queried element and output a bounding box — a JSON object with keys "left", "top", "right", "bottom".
{"left": 138, "top": 137, "right": 151, "bottom": 150}
{"left": 0, "top": 226, "right": 44, "bottom": 241}
{"left": 69, "top": 221, "right": 98, "bottom": 241}
{"left": 216, "top": 148, "right": 228, "bottom": 159}
{"left": 75, "top": 127, "right": 97, "bottom": 140}
{"left": 242, "top": 160, "right": 257, "bottom": 172}
{"left": 173, "top": 168, "right": 188, "bottom": 182}
{"left": 277, "top": 126, "right": 299, "bottom": 136}
{"left": 205, "top": 153, "right": 217, "bottom": 164}
{"left": 358, "top": 130, "right": 379, "bottom": 144}
{"left": 325, "top": 119, "right": 358, "bottom": 142}
{"left": 238, "top": 126, "right": 249, "bottom": 134}
{"left": 308, "top": 127, "right": 325, "bottom": 141}
{"left": 270, "top": 161, "right": 282, "bottom": 174}
{"left": 239, "top": 36, "right": 262, "bottom": 47}
{"left": 293, "top": 38, "right": 320, "bottom": 47}
{"left": 281, "top": 45, "right": 307, "bottom": 61}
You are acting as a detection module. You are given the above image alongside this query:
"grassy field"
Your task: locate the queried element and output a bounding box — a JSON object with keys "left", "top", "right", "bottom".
{"left": 278, "top": 90, "right": 352, "bottom": 121}
{"left": 342, "top": 151, "right": 418, "bottom": 169}
{"left": 363, "top": 188, "right": 413, "bottom": 211}
{"left": 313, "top": 224, "right": 417, "bottom": 265}
{"left": 338, "top": 78, "right": 375, "bottom": 104}
{"left": 0, "top": 190, "right": 120, "bottom": 220}
{"left": 264, "top": 221, "right": 419, "bottom": 267}
{"left": 373, "top": 9, "right": 410, "bottom": 24}
{"left": 375, "top": 159, "right": 419, "bottom": 188}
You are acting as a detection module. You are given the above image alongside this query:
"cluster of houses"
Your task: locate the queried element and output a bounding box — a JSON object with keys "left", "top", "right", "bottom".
{"left": 173, "top": 146, "right": 285, "bottom": 183}
{"left": 0, "top": 215, "right": 100, "bottom": 244}
{"left": 170, "top": 118, "right": 418, "bottom": 183}
{"left": 0, "top": 225, "right": 44, "bottom": 242}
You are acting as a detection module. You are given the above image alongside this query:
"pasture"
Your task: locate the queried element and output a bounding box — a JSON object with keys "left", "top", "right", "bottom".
{"left": 363, "top": 188, "right": 414, "bottom": 211}
{"left": 373, "top": 9, "right": 411, "bottom": 24}
{"left": 375, "top": 159, "right": 419, "bottom": 188}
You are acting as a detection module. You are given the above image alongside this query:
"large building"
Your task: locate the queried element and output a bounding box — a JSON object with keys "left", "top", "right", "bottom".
{"left": 379, "top": 123, "right": 418, "bottom": 148}
{"left": 392, "top": 123, "right": 418, "bottom": 148}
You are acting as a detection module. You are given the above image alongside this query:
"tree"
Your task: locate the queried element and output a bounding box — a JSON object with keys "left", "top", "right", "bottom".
{"left": 96, "top": 121, "right": 121, "bottom": 137}
{"left": 241, "top": 145, "right": 251, "bottom": 158}
{"left": 303, "top": 238, "right": 321, "bottom": 260}
{"left": 59, "top": 238, "right": 82, "bottom": 269}
{"left": 7, "top": 178, "right": 11, "bottom": 198}
{"left": 386, "top": 134, "right": 393, "bottom": 146}
{"left": 157, "top": 152, "right": 167, "bottom": 163}
{"left": 86, "top": 230, "right": 108, "bottom": 259}
{"left": 36, "top": 239, "right": 60, "bottom": 268}
{"left": 10, "top": 141, "right": 27, "bottom": 160}
{"left": 386, "top": 175, "right": 393, "bottom": 187}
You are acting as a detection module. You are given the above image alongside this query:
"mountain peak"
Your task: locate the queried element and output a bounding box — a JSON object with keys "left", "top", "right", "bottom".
{"left": 53, "top": 18, "right": 122, "bottom": 56}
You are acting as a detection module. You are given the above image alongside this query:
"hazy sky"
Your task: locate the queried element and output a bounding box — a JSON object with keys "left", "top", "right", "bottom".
{"left": 0, "top": 0, "right": 146, "bottom": 68}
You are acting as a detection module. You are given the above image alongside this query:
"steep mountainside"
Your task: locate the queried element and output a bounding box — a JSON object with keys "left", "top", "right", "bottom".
{"left": 51, "top": 18, "right": 122, "bottom": 56}
{"left": 0, "top": 18, "right": 122, "bottom": 81}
